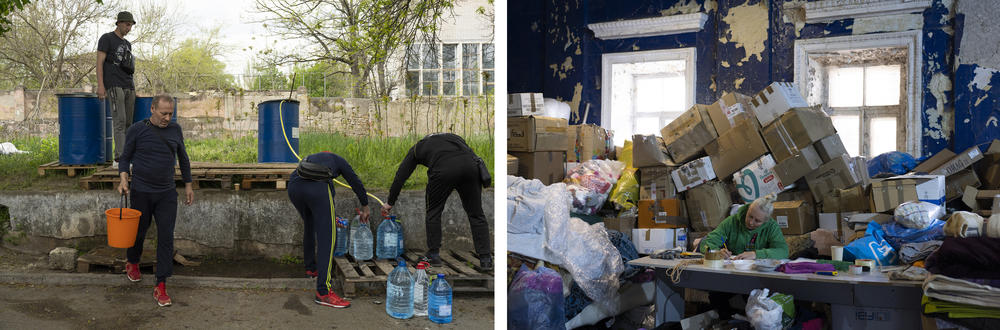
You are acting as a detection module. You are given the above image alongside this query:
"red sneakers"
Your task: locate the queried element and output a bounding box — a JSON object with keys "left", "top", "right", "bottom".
{"left": 306, "top": 270, "right": 318, "bottom": 278}
{"left": 314, "top": 291, "right": 350, "bottom": 308}
{"left": 126, "top": 263, "right": 141, "bottom": 282}
{"left": 153, "top": 282, "right": 172, "bottom": 307}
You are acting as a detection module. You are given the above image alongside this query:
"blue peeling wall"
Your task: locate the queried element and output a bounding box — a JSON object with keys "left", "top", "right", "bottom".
{"left": 507, "top": 0, "right": 998, "bottom": 155}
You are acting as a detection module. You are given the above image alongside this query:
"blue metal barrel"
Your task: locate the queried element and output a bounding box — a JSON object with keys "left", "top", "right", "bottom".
{"left": 134, "top": 96, "right": 179, "bottom": 124}
{"left": 103, "top": 98, "right": 112, "bottom": 162}
{"left": 257, "top": 99, "right": 299, "bottom": 163}
{"left": 57, "top": 93, "right": 105, "bottom": 165}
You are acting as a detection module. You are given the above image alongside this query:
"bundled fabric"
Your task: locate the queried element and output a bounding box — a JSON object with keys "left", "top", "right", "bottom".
{"left": 945, "top": 211, "right": 984, "bottom": 238}
{"left": 923, "top": 274, "right": 1000, "bottom": 309}
{"left": 883, "top": 220, "right": 945, "bottom": 251}
{"left": 867, "top": 151, "right": 916, "bottom": 177}
{"left": 923, "top": 296, "right": 1000, "bottom": 320}
{"left": 894, "top": 201, "right": 944, "bottom": 230}
{"left": 608, "top": 229, "right": 641, "bottom": 280}
{"left": 886, "top": 265, "right": 930, "bottom": 281}
{"left": 925, "top": 237, "right": 1000, "bottom": 279}
{"left": 508, "top": 265, "right": 566, "bottom": 330}
{"left": 900, "top": 240, "right": 943, "bottom": 264}
{"left": 565, "top": 160, "right": 625, "bottom": 215}
{"left": 507, "top": 176, "right": 567, "bottom": 261}
{"left": 776, "top": 262, "right": 836, "bottom": 274}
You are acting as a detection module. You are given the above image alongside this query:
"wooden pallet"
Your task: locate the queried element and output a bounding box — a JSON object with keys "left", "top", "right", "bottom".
{"left": 76, "top": 246, "right": 157, "bottom": 273}
{"left": 37, "top": 161, "right": 105, "bottom": 177}
{"left": 334, "top": 249, "right": 493, "bottom": 298}
{"left": 78, "top": 162, "right": 296, "bottom": 191}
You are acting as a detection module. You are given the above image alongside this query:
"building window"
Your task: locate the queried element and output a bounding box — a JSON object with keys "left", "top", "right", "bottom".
{"left": 406, "top": 42, "right": 494, "bottom": 97}
{"left": 601, "top": 48, "right": 696, "bottom": 147}
{"left": 827, "top": 63, "right": 904, "bottom": 158}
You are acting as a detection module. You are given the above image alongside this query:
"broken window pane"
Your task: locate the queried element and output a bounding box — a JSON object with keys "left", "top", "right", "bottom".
{"left": 828, "top": 66, "right": 863, "bottom": 107}
{"left": 865, "top": 65, "right": 901, "bottom": 106}
{"left": 869, "top": 117, "right": 897, "bottom": 156}
{"left": 832, "top": 115, "right": 860, "bottom": 157}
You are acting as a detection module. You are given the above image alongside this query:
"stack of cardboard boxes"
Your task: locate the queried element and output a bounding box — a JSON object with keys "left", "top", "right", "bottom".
{"left": 507, "top": 93, "right": 614, "bottom": 185}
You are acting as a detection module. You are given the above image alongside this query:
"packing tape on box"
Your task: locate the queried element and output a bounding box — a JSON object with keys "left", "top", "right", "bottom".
{"left": 855, "top": 259, "right": 876, "bottom": 268}
{"left": 849, "top": 265, "right": 863, "bottom": 275}
{"left": 774, "top": 121, "right": 800, "bottom": 158}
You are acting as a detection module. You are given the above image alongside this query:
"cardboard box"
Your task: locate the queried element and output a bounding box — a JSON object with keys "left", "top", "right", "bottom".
{"left": 705, "top": 119, "right": 769, "bottom": 179}
{"left": 660, "top": 104, "right": 718, "bottom": 163}
{"left": 852, "top": 156, "right": 871, "bottom": 187}
{"left": 912, "top": 148, "right": 956, "bottom": 173}
{"left": 707, "top": 92, "right": 755, "bottom": 135}
{"left": 567, "top": 124, "right": 611, "bottom": 162}
{"left": 761, "top": 108, "right": 837, "bottom": 163}
{"left": 507, "top": 154, "right": 518, "bottom": 176}
{"left": 818, "top": 212, "right": 856, "bottom": 242}
{"left": 870, "top": 175, "right": 945, "bottom": 212}
{"left": 961, "top": 186, "right": 1000, "bottom": 211}
{"left": 930, "top": 146, "right": 984, "bottom": 177}
{"left": 772, "top": 145, "right": 824, "bottom": 184}
{"left": 508, "top": 116, "right": 569, "bottom": 152}
{"left": 632, "top": 134, "right": 675, "bottom": 167}
{"left": 638, "top": 199, "right": 688, "bottom": 228}
{"left": 979, "top": 153, "right": 1000, "bottom": 189}
{"left": 507, "top": 93, "right": 544, "bottom": 117}
{"left": 945, "top": 169, "right": 981, "bottom": 201}
{"left": 604, "top": 216, "right": 636, "bottom": 239}
{"left": 632, "top": 228, "right": 688, "bottom": 254}
{"left": 685, "top": 181, "right": 732, "bottom": 232}
{"left": 805, "top": 154, "right": 864, "bottom": 202}
{"left": 671, "top": 156, "right": 717, "bottom": 192}
{"left": 510, "top": 151, "right": 566, "bottom": 185}
{"left": 639, "top": 166, "right": 677, "bottom": 199}
{"left": 822, "top": 185, "right": 871, "bottom": 213}
{"left": 773, "top": 200, "right": 816, "bottom": 235}
{"left": 814, "top": 134, "right": 848, "bottom": 163}
{"left": 750, "top": 82, "right": 809, "bottom": 127}
{"left": 732, "top": 154, "right": 793, "bottom": 203}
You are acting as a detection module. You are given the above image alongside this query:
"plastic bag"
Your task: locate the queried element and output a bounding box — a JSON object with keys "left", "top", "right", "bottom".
{"left": 566, "top": 160, "right": 626, "bottom": 215}
{"left": 508, "top": 264, "right": 566, "bottom": 330}
{"left": 746, "top": 288, "right": 783, "bottom": 330}
{"left": 894, "top": 201, "right": 945, "bottom": 229}
{"left": 608, "top": 168, "right": 638, "bottom": 211}
{"left": 944, "top": 211, "right": 984, "bottom": 238}
{"left": 882, "top": 219, "right": 945, "bottom": 251}
{"left": 867, "top": 151, "right": 916, "bottom": 177}
{"left": 545, "top": 219, "right": 624, "bottom": 313}
{"left": 844, "top": 221, "right": 899, "bottom": 266}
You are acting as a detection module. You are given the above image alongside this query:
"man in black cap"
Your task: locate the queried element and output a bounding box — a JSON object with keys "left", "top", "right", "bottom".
{"left": 382, "top": 133, "right": 493, "bottom": 271}
{"left": 97, "top": 11, "right": 136, "bottom": 165}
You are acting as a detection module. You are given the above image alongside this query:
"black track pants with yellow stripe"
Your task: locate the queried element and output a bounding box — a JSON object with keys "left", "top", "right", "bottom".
{"left": 288, "top": 179, "right": 337, "bottom": 295}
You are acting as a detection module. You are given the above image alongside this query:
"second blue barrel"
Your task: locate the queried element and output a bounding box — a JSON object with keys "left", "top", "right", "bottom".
{"left": 103, "top": 97, "right": 112, "bottom": 162}
{"left": 134, "top": 96, "right": 179, "bottom": 124}
{"left": 57, "top": 93, "right": 105, "bottom": 165}
{"left": 257, "top": 99, "right": 299, "bottom": 163}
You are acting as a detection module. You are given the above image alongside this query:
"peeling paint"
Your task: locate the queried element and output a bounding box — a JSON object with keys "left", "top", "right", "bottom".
{"left": 570, "top": 83, "right": 583, "bottom": 123}
{"left": 956, "top": 0, "right": 1000, "bottom": 68}
{"left": 632, "top": 44, "right": 640, "bottom": 51}
{"left": 970, "top": 66, "right": 997, "bottom": 91}
{"left": 549, "top": 63, "right": 567, "bottom": 80}
{"left": 721, "top": 61, "right": 730, "bottom": 68}
{"left": 975, "top": 94, "right": 990, "bottom": 107}
{"left": 735, "top": 77, "right": 745, "bottom": 89}
{"left": 926, "top": 73, "right": 952, "bottom": 140}
{"left": 658, "top": 0, "right": 703, "bottom": 16}
{"left": 852, "top": 14, "right": 922, "bottom": 35}
{"left": 939, "top": 0, "right": 954, "bottom": 26}
{"left": 704, "top": 0, "right": 717, "bottom": 13}
{"left": 721, "top": 2, "right": 770, "bottom": 64}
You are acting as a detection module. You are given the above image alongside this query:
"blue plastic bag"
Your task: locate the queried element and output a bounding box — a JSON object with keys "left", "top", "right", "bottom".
{"left": 844, "top": 221, "right": 899, "bottom": 266}
{"left": 882, "top": 219, "right": 945, "bottom": 251}
{"left": 508, "top": 264, "right": 566, "bottom": 330}
{"left": 867, "top": 151, "right": 917, "bottom": 177}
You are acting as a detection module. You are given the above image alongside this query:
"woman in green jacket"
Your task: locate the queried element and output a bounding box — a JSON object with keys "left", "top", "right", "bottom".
{"left": 699, "top": 194, "right": 789, "bottom": 260}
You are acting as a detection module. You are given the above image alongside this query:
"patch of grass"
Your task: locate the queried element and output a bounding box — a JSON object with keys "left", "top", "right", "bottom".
{"left": 0, "top": 206, "right": 8, "bottom": 241}
{"left": 273, "top": 254, "right": 303, "bottom": 265}
{"left": 184, "top": 134, "right": 257, "bottom": 163}
{"left": 0, "top": 136, "right": 59, "bottom": 189}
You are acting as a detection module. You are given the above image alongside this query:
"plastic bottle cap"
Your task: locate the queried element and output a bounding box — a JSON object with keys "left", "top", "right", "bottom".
{"left": 437, "top": 274, "right": 444, "bottom": 278}
{"left": 398, "top": 259, "right": 406, "bottom": 267}
{"left": 416, "top": 262, "right": 427, "bottom": 270}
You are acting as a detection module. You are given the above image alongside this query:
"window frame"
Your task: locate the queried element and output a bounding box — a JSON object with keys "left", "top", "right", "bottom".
{"left": 406, "top": 42, "right": 495, "bottom": 97}
{"left": 826, "top": 64, "right": 906, "bottom": 158}
{"left": 600, "top": 47, "right": 696, "bottom": 145}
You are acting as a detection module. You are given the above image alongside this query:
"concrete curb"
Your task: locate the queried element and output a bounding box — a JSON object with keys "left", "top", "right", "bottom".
{"left": 0, "top": 272, "right": 314, "bottom": 290}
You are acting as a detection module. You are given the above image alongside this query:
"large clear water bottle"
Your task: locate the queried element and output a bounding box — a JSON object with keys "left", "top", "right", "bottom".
{"left": 333, "top": 217, "right": 350, "bottom": 257}
{"left": 349, "top": 214, "right": 373, "bottom": 261}
{"left": 385, "top": 259, "right": 414, "bottom": 319}
{"left": 413, "top": 262, "right": 430, "bottom": 317}
{"left": 428, "top": 273, "right": 453, "bottom": 324}
{"left": 392, "top": 215, "right": 405, "bottom": 258}
{"left": 376, "top": 215, "right": 400, "bottom": 259}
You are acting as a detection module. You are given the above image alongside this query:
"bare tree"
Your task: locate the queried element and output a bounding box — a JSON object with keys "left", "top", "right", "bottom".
{"left": 254, "top": 0, "right": 455, "bottom": 98}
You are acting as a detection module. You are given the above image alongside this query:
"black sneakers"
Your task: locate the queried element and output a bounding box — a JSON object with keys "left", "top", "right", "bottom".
{"left": 479, "top": 256, "right": 493, "bottom": 272}
{"left": 420, "top": 254, "right": 443, "bottom": 267}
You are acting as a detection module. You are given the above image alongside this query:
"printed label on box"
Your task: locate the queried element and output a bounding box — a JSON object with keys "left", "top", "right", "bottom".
{"left": 776, "top": 215, "right": 789, "bottom": 228}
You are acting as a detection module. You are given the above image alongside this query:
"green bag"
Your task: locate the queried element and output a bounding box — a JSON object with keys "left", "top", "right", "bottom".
{"left": 770, "top": 293, "right": 795, "bottom": 329}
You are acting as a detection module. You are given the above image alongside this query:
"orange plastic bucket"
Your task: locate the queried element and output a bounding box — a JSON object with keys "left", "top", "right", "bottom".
{"left": 105, "top": 195, "right": 141, "bottom": 248}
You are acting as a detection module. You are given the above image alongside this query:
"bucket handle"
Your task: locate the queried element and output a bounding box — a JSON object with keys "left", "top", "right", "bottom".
{"left": 119, "top": 192, "right": 129, "bottom": 220}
